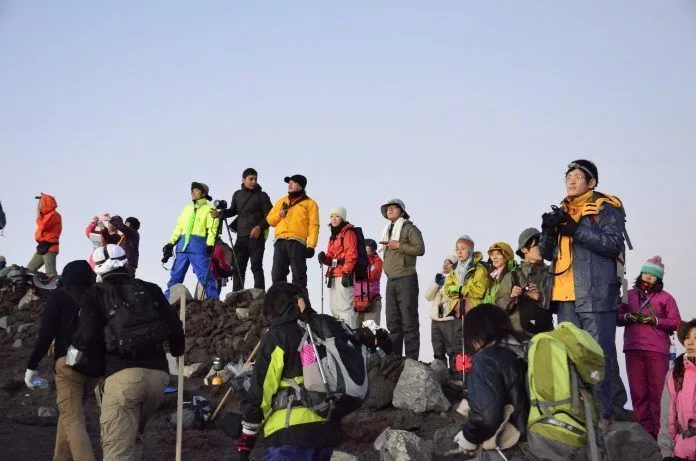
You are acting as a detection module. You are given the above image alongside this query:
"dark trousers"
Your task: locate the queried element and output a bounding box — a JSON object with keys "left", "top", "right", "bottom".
{"left": 264, "top": 445, "right": 333, "bottom": 461}
{"left": 271, "top": 239, "right": 309, "bottom": 300}
{"left": 626, "top": 349, "right": 669, "bottom": 437}
{"left": 232, "top": 235, "right": 266, "bottom": 291}
{"left": 555, "top": 302, "right": 619, "bottom": 419}
{"left": 432, "top": 319, "right": 462, "bottom": 371}
{"left": 386, "top": 274, "right": 420, "bottom": 360}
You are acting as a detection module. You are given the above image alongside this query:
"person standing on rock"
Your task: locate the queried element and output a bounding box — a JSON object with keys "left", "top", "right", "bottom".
{"left": 212, "top": 168, "right": 273, "bottom": 291}
{"left": 72, "top": 245, "right": 185, "bottom": 461}
{"left": 163, "top": 182, "right": 220, "bottom": 300}
{"left": 25, "top": 260, "right": 101, "bottom": 461}
{"left": 27, "top": 193, "right": 62, "bottom": 278}
{"left": 354, "top": 238, "right": 383, "bottom": 326}
{"left": 261, "top": 174, "right": 319, "bottom": 301}
{"left": 237, "top": 283, "right": 340, "bottom": 461}
{"left": 317, "top": 206, "right": 358, "bottom": 328}
{"left": 425, "top": 255, "right": 460, "bottom": 372}
{"left": 108, "top": 215, "right": 141, "bottom": 277}
{"left": 379, "top": 198, "right": 425, "bottom": 360}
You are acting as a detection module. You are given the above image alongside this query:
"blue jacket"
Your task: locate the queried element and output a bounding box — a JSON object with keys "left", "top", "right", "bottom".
{"left": 540, "top": 193, "right": 625, "bottom": 314}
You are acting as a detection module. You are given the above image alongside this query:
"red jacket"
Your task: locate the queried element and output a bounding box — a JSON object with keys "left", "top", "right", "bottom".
{"left": 35, "top": 194, "right": 62, "bottom": 253}
{"left": 324, "top": 224, "right": 358, "bottom": 278}
{"left": 354, "top": 253, "right": 383, "bottom": 297}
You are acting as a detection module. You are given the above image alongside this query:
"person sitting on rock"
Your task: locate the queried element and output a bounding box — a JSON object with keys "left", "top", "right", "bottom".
{"left": 453, "top": 304, "right": 529, "bottom": 460}
{"left": 237, "top": 283, "right": 340, "bottom": 461}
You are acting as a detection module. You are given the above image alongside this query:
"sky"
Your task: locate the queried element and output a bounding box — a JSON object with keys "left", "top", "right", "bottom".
{"left": 1, "top": 1, "right": 695, "bottom": 385}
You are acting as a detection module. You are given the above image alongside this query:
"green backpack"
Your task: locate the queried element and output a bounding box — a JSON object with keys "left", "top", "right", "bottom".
{"left": 526, "top": 321, "right": 605, "bottom": 461}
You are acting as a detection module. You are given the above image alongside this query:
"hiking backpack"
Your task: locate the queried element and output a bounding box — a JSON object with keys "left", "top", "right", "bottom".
{"left": 527, "top": 321, "right": 605, "bottom": 461}
{"left": 342, "top": 226, "right": 369, "bottom": 282}
{"left": 289, "top": 313, "right": 369, "bottom": 419}
{"left": 101, "top": 280, "right": 170, "bottom": 356}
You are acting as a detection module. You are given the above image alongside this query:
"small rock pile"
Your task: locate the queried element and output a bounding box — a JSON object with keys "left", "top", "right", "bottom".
{"left": 0, "top": 295, "right": 44, "bottom": 349}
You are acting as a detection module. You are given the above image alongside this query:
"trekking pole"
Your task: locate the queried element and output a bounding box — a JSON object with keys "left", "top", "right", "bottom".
{"left": 174, "top": 285, "right": 189, "bottom": 461}
{"left": 320, "top": 262, "right": 324, "bottom": 314}
{"left": 210, "top": 338, "right": 263, "bottom": 421}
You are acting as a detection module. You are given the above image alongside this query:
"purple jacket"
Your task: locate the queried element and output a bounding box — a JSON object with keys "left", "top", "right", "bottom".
{"left": 618, "top": 288, "right": 681, "bottom": 354}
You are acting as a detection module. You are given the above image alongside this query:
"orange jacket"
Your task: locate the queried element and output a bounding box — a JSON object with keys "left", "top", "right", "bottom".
{"left": 35, "top": 194, "right": 62, "bottom": 252}
{"left": 324, "top": 224, "right": 358, "bottom": 278}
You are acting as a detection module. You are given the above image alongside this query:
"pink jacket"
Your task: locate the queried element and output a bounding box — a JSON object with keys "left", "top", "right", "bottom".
{"left": 659, "top": 356, "right": 696, "bottom": 460}
{"left": 617, "top": 288, "right": 680, "bottom": 354}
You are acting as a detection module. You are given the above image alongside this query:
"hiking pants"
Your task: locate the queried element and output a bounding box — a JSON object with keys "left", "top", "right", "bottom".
{"left": 27, "top": 250, "right": 58, "bottom": 277}
{"left": 329, "top": 277, "right": 358, "bottom": 328}
{"left": 271, "top": 239, "right": 309, "bottom": 299}
{"left": 432, "top": 318, "right": 462, "bottom": 371}
{"left": 232, "top": 235, "right": 266, "bottom": 291}
{"left": 100, "top": 367, "right": 169, "bottom": 461}
{"left": 53, "top": 357, "right": 98, "bottom": 461}
{"left": 264, "top": 445, "right": 333, "bottom": 461}
{"left": 357, "top": 295, "right": 382, "bottom": 326}
{"left": 556, "top": 302, "right": 618, "bottom": 419}
{"left": 386, "top": 274, "right": 420, "bottom": 360}
{"left": 626, "top": 349, "right": 669, "bottom": 437}
{"left": 165, "top": 236, "right": 218, "bottom": 300}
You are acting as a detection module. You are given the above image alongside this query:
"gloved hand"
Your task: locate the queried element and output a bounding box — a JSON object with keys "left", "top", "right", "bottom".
{"left": 341, "top": 273, "right": 353, "bottom": 287}
{"left": 541, "top": 210, "right": 565, "bottom": 231}
{"left": 317, "top": 251, "right": 327, "bottom": 265}
{"left": 24, "top": 369, "right": 37, "bottom": 389}
{"left": 236, "top": 422, "right": 260, "bottom": 461}
{"left": 453, "top": 430, "right": 478, "bottom": 453}
{"left": 435, "top": 273, "right": 445, "bottom": 286}
{"left": 624, "top": 312, "right": 645, "bottom": 324}
{"left": 162, "top": 243, "right": 174, "bottom": 255}
{"left": 640, "top": 315, "right": 657, "bottom": 325}
{"left": 446, "top": 284, "right": 462, "bottom": 296}
{"left": 305, "top": 247, "right": 315, "bottom": 259}
{"left": 206, "top": 245, "right": 214, "bottom": 257}
{"left": 558, "top": 214, "right": 579, "bottom": 236}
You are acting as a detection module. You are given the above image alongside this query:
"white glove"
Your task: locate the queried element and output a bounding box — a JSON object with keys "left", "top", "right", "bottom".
{"left": 24, "top": 369, "right": 37, "bottom": 389}
{"left": 453, "top": 431, "right": 478, "bottom": 453}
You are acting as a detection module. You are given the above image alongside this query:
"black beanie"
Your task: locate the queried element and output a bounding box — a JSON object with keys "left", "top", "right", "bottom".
{"left": 567, "top": 159, "right": 598, "bottom": 184}
{"left": 125, "top": 217, "right": 141, "bottom": 230}
{"left": 242, "top": 168, "right": 258, "bottom": 178}
{"left": 365, "top": 239, "right": 377, "bottom": 252}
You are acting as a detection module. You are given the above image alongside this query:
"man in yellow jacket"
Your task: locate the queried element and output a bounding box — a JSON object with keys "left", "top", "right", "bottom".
{"left": 164, "top": 182, "right": 220, "bottom": 300}
{"left": 261, "top": 175, "right": 319, "bottom": 300}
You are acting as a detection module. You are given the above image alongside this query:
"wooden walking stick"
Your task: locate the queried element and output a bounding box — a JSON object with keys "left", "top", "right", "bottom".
{"left": 210, "top": 338, "right": 263, "bottom": 421}
{"left": 172, "top": 285, "right": 190, "bottom": 461}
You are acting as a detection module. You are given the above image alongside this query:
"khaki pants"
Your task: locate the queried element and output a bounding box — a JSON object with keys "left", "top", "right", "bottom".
{"left": 329, "top": 278, "right": 358, "bottom": 328}
{"left": 100, "top": 368, "right": 169, "bottom": 461}
{"left": 357, "top": 296, "right": 382, "bottom": 326}
{"left": 53, "top": 357, "right": 98, "bottom": 461}
{"left": 27, "top": 250, "right": 58, "bottom": 277}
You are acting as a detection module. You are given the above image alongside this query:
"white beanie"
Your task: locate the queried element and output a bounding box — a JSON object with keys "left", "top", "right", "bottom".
{"left": 329, "top": 207, "right": 347, "bottom": 221}
{"left": 93, "top": 244, "right": 128, "bottom": 276}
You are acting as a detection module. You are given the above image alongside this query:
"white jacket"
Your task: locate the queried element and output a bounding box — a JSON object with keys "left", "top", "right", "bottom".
{"left": 425, "top": 278, "right": 455, "bottom": 322}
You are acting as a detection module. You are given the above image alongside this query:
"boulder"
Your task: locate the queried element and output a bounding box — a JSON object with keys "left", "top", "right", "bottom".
{"left": 225, "top": 290, "right": 253, "bottom": 307}
{"left": 604, "top": 421, "right": 660, "bottom": 461}
{"left": 392, "top": 410, "right": 424, "bottom": 431}
{"left": 168, "top": 284, "right": 193, "bottom": 306}
{"left": 374, "top": 428, "right": 433, "bottom": 461}
{"left": 366, "top": 354, "right": 405, "bottom": 410}
{"left": 330, "top": 451, "right": 358, "bottom": 461}
{"left": 392, "top": 359, "right": 450, "bottom": 414}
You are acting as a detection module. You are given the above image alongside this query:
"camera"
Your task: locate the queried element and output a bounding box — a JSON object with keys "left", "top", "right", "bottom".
{"left": 542, "top": 204, "right": 567, "bottom": 230}
{"left": 213, "top": 199, "right": 228, "bottom": 211}
{"left": 522, "top": 283, "right": 531, "bottom": 292}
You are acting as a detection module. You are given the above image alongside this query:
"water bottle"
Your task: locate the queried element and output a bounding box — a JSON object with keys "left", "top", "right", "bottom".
{"left": 31, "top": 376, "right": 49, "bottom": 389}
{"left": 669, "top": 340, "right": 677, "bottom": 369}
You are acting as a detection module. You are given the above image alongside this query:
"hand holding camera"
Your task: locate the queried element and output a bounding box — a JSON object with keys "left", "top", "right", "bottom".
{"left": 162, "top": 243, "right": 174, "bottom": 263}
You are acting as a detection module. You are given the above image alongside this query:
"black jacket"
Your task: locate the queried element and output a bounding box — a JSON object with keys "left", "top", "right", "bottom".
{"left": 242, "top": 306, "right": 341, "bottom": 448}
{"left": 27, "top": 260, "right": 96, "bottom": 370}
{"left": 222, "top": 184, "right": 273, "bottom": 238}
{"left": 72, "top": 270, "right": 185, "bottom": 378}
{"left": 461, "top": 337, "right": 529, "bottom": 445}
{"left": 112, "top": 221, "right": 140, "bottom": 269}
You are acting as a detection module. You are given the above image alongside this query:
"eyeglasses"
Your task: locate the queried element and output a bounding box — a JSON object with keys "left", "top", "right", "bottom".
{"left": 565, "top": 174, "right": 586, "bottom": 182}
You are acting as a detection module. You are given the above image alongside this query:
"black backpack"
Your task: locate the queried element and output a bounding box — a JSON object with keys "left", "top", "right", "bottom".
{"left": 101, "top": 280, "right": 170, "bottom": 356}
{"left": 0, "top": 201, "right": 5, "bottom": 230}
{"left": 348, "top": 227, "right": 369, "bottom": 282}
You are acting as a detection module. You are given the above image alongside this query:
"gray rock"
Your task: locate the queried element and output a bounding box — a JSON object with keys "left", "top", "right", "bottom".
{"left": 168, "top": 284, "right": 193, "bottom": 306}
{"left": 431, "top": 425, "right": 461, "bottom": 455}
{"left": 392, "top": 359, "right": 450, "bottom": 414}
{"left": 393, "top": 410, "right": 424, "bottom": 431}
{"left": 12, "top": 339, "right": 22, "bottom": 348}
{"left": 0, "top": 316, "right": 7, "bottom": 330}
{"left": 330, "top": 451, "right": 358, "bottom": 461}
{"left": 366, "top": 354, "right": 406, "bottom": 409}
{"left": 249, "top": 288, "right": 265, "bottom": 300}
{"left": 429, "top": 359, "right": 450, "bottom": 384}
{"left": 17, "top": 322, "right": 34, "bottom": 333}
{"left": 167, "top": 408, "right": 197, "bottom": 429}
{"left": 235, "top": 308, "right": 250, "bottom": 321}
{"left": 605, "top": 421, "right": 660, "bottom": 461}
{"left": 374, "top": 428, "right": 433, "bottom": 461}
{"left": 225, "top": 290, "right": 253, "bottom": 307}
{"left": 38, "top": 406, "right": 58, "bottom": 418}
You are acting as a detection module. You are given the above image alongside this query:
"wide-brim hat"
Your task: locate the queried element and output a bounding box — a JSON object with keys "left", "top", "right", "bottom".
{"left": 380, "top": 198, "right": 409, "bottom": 219}
{"left": 516, "top": 228, "right": 541, "bottom": 258}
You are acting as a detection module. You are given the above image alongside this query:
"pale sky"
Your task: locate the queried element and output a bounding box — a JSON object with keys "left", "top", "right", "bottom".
{"left": 1, "top": 0, "right": 695, "bottom": 383}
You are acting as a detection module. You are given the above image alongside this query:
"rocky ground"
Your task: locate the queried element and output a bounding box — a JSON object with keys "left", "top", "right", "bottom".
{"left": 0, "top": 287, "right": 662, "bottom": 461}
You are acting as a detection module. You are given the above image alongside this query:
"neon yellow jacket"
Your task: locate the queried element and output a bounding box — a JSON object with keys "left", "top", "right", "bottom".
{"left": 169, "top": 198, "right": 219, "bottom": 250}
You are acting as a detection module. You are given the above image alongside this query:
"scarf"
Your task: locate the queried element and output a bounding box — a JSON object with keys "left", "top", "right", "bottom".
{"left": 455, "top": 255, "right": 472, "bottom": 285}
{"left": 379, "top": 217, "right": 406, "bottom": 255}
{"left": 330, "top": 221, "right": 349, "bottom": 239}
